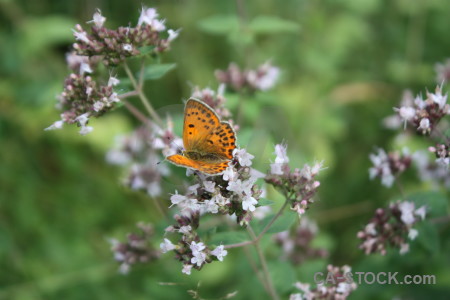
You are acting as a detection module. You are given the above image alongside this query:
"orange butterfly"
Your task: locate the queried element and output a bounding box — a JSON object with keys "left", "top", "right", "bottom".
{"left": 167, "top": 98, "right": 237, "bottom": 175}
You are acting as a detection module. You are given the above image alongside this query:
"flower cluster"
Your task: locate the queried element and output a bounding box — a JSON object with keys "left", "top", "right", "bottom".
{"left": 394, "top": 85, "right": 449, "bottom": 134}
{"left": 413, "top": 150, "right": 450, "bottom": 187}
{"left": 73, "top": 8, "right": 179, "bottom": 66}
{"left": 160, "top": 148, "right": 266, "bottom": 274}
{"left": 106, "top": 125, "right": 174, "bottom": 197}
{"left": 45, "top": 71, "right": 121, "bottom": 135}
{"left": 274, "top": 217, "right": 328, "bottom": 265}
{"left": 215, "top": 61, "right": 280, "bottom": 93}
{"left": 290, "top": 265, "right": 357, "bottom": 300}
{"left": 429, "top": 143, "right": 450, "bottom": 167}
{"left": 160, "top": 212, "right": 228, "bottom": 275}
{"left": 369, "top": 148, "right": 412, "bottom": 188}
{"left": 109, "top": 222, "right": 160, "bottom": 274}
{"left": 357, "top": 201, "right": 426, "bottom": 255}
{"left": 169, "top": 148, "right": 262, "bottom": 225}
{"left": 265, "top": 144, "right": 323, "bottom": 217}
{"left": 191, "top": 84, "right": 233, "bottom": 125}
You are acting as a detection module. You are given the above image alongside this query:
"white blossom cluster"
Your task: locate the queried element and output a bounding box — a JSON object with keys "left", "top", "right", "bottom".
{"left": 266, "top": 144, "right": 323, "bottom": 217}
{"left": 106, "top": 126, "right": 171, "bottom": 197}
{"left": 290, "top": 265, "right": 357, "bottom": 300}
{"left": 357, "top": 201, "right": 426, "bottom": 256}
{"left": 369, "top": 148, "right": 411, "bottom": 188}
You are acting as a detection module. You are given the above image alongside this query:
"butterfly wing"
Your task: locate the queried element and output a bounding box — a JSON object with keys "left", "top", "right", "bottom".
{"left": 183, "top": 98, "right": 236, "bottom": 160}
{"left": 167, "top": 154, "right": 230, "bottom": 175}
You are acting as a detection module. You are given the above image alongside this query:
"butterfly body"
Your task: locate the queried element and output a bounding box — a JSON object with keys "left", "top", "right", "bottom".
{"left": 167, "top": 98, "right": 236, "bottom": 175}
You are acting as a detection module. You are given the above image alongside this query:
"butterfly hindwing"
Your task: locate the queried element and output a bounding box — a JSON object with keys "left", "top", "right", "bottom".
{"left": 167, "top": 154, "right": 229, "bottom": 175}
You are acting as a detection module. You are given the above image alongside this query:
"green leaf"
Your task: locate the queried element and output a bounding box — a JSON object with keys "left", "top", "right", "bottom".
{"left": 416, "top": 222, "right": 440, "bottom": 255}
{"left": 256, "top": 209, "right": 297, "bottom": 235}
{"left": 408, "top": 191, "right": 448, "bottom": 218}
{"left": 249, "top": 16, "right": 300, "bottom": 35}
{"left": 136, "top": 45, "right": 156, "bottom": 56}
{"left": 209, "top": 231, "right": 248, "bottom": 245}
{"left": 197, "top": 15, "right": 240, "bottom": 35}
{"left": 268, "top": 261, "right": 296, "bottom": 293}
{"left": 140, "top": 63, "right": 177, "bottom": 81}
{"left": 258, "top": 198, "right": 275, "bottom": 206}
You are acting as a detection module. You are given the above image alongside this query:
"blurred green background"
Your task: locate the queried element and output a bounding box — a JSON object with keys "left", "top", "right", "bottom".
{"left": 1, "top": 0, "right": 450, "bottom": 299}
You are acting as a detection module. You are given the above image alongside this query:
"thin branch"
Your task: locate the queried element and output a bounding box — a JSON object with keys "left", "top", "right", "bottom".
{"left": 247, "top": 226, "right": 279, "bottom": 300}
{"left": 123, "top": 62, "right": 163, "bottom": 126}
{"left": 224, "top": 199, "right": 289, "bottom": 249}
{"left": 123, "top": 101, "right": 151, "bottom": 125}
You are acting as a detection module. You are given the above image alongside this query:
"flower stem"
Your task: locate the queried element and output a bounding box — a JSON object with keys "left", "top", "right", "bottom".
{"left": 224, "top": 199, "right": 290, "bottom": 249}
{"left": 247, "top": 226, "right": 279, "bottom": 300}
{"left": 123, "top": 62, "right": 163, "bottom": 126}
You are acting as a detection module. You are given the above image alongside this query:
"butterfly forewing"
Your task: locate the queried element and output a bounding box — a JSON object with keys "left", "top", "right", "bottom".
{"left": 167, "top": 154, "right": 229, "bottom": 175}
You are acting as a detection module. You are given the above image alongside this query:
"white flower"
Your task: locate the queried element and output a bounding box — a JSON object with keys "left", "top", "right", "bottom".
{"left": 270, "top": 163, "right": 284, "bottom": 175}
{"left": 45, "top": 120, "right": 64, "bottom": 131}
{"left": 226, "top": 179, "right": 244, "bottom": 194}
{"left": 289, "top": 294, "right": 303, "bottom": 300}
{"left": 108, "top": 92, "right": 120, "bottom": 103}
{"left": 190, "top": 241, "right": 206, "bottom": 254}
{"left": 151, "top": 19, "right": 166, "bottom": 31}
{"left": 123, "top": 44, "right": 133, "bottom": 52}
{"left": 170, "top": 191, "right": 198, "bottom": 210}
{"left": 86, "top": 86, "right": 93, "bottom": 96}
{"left": 203, "top": 199, "right": 219, "bottom": 214}
{"left": 381, "top": 172, "right": 395, "bottom": 187}
{"left": 93, "top": 101, "right": 104, "bottom": 112}
{"left": 160, "top": 238, "right": 176, "bottom": 253}
{"left": 242, "top": 196, "right": 258, "bottom": 212}
{"left": 395, "top": 106, "right": 415, "bottom": 129}
{"left": 414, "top": 95, "right": 426, "bottom": 109}
{"left": 365, "top": 223, "right": 377, "bottom": 235}
{"left": 336, "top": 282, "right": 351, "bottom": 294}
{"left": 429, "top": 88, "right": 448, "bottom": 109}
{"left": 79, "top": 62, "right": 92, "bottom": 75}
{"left": 72, "top": 29, "right": 90, "bottom": 43}
{"left": 79, "top": 126, "right": 93, "bottom": 135}
{"left": 106, "top": 149, "right": 130, "bottom": 165}
{"left": 191, "top": 252, "right": 206, "bottom": 267}
{"left": 179, "top": 225, "right": 192, "bottom": 234}
{"left": 436, "top": 157, "right": 450, "bottom": 167}
{"left": 88, "top": 9, "right": 106, "bottom": 27}
{"left": 408, "top": 228, "right": 418, "bottom": 240}
{"left": 182, "top": 264, "right": 193, "bottom": 275}
{"left": 75, "top": 113, "right": 90, "bottom": 126}
{"left": 222, "top": 166, "right": 237, "bottom": 181}
{"left": 212, "top": 193, "right": 230, "bottom": 206}
{"left": 138, "top": 7, "right": 159, "bottom": 26}
{"left": 168, "top": 29, "right": 180, "bottom": 41}
{"left": 188, "top": 184, "right": 200, "bottom": 195}
{"left": 399, "top": 242, "right": 410, "bottom": 255}
{"left": 108, "top": 76, "right": 120, "bottom": 86}
{"left": 203, "top": 181, "right": 216, "bottom": 193}
{"left": 234, "top": 148, "right": 254, "bottom": 166}
{"left": 415, "top": 205, "right": 426, "bottom": 220}
{"left": 170, "top": 192, "right": 187, "bottom": 206}
{"left": 399, "top": 201, "right": 416, "bottom": 225}
{"left": 211, "top": 245, "right": 228, "bottom": 261}
{"left": 418, "top": 118, "right": 430, "bottom": 131}
{"left": 274, "top": 144, "right": 289, "bottom": 164}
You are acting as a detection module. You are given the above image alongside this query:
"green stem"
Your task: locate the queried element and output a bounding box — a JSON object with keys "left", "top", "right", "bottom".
{"left": 123, "top": 62, "right": 163, "bottom": 126}
{"left": 247, "top": 226, "right": 279, "bottom": 300}
{"left": 224, "top": 199, "right": 289, "bottom": 249}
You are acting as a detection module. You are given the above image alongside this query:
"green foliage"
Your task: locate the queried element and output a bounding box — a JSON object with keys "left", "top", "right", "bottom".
{"left": 248, "top": 16, "right": 300, "bottom": 34}
{"left": 2, "top": 0, "right": 450, "bottom": 299}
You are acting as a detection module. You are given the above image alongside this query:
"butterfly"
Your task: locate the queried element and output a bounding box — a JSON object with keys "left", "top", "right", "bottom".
{"left": 167, "top": 98, "right": 237, "bottom": 175}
